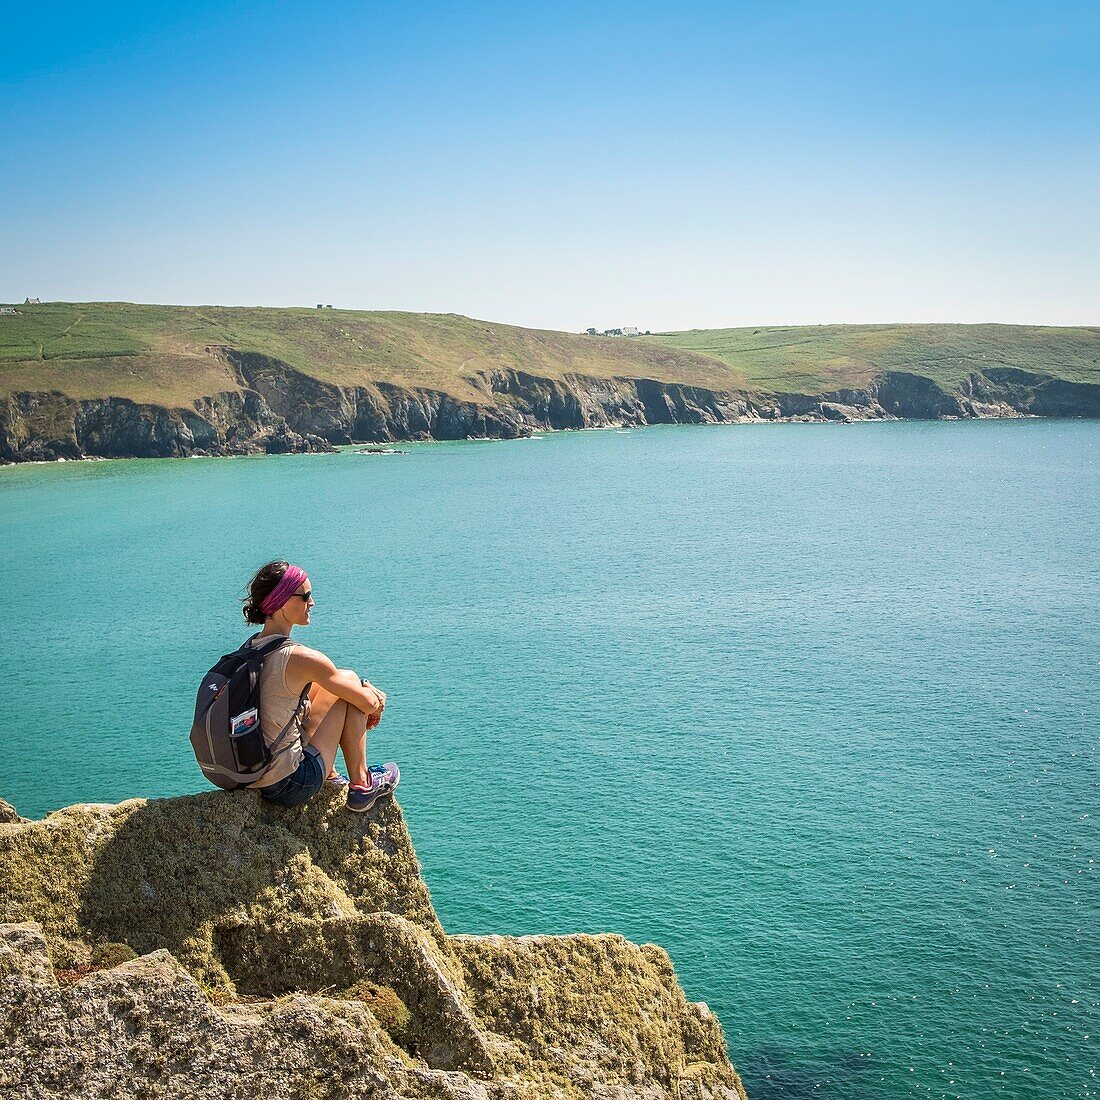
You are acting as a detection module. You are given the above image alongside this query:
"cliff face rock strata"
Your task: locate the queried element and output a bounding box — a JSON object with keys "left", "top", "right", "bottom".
{"left": 1, "top": 386, "right": 332, "bottom": 463}
{"left": 4, "top": 350, "right": 1098, "bottom": 463}
{"left": 0, "top": 790, "right": 746, "bottom": 1100}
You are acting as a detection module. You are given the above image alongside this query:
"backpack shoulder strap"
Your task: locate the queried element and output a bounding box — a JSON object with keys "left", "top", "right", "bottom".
{"left": 247, "top": 633, "right": 308, "bottom": 755}
{"left": 267, "top": 684, "right": 312, "bottom": 755}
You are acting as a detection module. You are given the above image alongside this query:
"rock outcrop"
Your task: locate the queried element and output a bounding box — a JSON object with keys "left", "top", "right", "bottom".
{"left": 1, "top": 386, "right": 333, "bottom": 463}
{"left": 3, "top": 347, "right": 1099, "bottom": 463}
{"left": 0, "top": 789, "right": 745, "bottom": 1099}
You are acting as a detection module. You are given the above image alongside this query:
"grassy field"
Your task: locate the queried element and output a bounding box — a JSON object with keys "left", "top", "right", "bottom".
{"left": 0, "top": 302, "right": 744, "bottom": 405}
{"left": 2, "top": 303, "right": 1097, "bottom": 405}
{"left": 645, "top": 323, "right": 1100, "bottom": 394}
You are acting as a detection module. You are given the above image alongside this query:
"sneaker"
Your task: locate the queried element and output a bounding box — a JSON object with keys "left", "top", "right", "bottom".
{"left": 368, "top": 761, "right": 400, "bottom": 788}
{"left": 325, "top": 771, "right": 349, "bottom": 787}
{"left": 346, "top": 762, "right": 400, "bottom": 812}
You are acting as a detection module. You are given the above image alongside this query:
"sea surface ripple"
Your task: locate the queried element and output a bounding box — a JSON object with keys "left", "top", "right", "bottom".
{"left": 1, "top": 420, "right": 1097, "bottom": 1099}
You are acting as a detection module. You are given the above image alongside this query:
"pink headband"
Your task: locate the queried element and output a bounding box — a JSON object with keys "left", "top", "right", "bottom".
{"left": 260, "top": 565, "right": 309, "bottom": 616}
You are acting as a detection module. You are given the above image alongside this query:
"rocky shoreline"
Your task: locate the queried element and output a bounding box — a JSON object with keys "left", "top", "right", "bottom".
{"left": 3, "top": 349, "right": 1099, "bottom": 464}
{"left": 0, "top": 790, "right": 746, "bottom": 1099}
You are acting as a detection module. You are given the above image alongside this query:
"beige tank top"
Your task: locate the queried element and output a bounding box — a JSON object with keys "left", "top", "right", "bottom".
{"left": 246, "top": 636, "right": 310, "bottom": 789}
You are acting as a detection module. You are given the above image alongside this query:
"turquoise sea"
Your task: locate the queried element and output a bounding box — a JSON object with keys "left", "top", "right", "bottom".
{"left": 1, "top": 420, "right": 1097, "bottom": 1099}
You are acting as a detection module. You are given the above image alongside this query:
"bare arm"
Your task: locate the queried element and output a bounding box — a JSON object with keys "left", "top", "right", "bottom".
{"left": 287, "top": 646, "right": 385, "bottom": 716}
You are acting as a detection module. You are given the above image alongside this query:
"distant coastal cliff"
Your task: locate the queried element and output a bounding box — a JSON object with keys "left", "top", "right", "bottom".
{"left": 0, "top": 791, "right": 746, "bottom": 1099}
{"left": 4, "top": 357, "right": 1099, "bottom": 463}
{"left": 2, "top": 305, "right": 1098, "bottom": 462}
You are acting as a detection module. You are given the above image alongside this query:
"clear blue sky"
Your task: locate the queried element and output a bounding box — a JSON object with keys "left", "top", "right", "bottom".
{"left": 3, "top": 1, "right": 1098, "bottom": 331}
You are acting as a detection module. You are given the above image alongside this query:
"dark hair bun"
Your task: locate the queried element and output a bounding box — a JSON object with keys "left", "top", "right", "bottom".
{"left": 242, "top": 560, "right": 289, "bottom": 623}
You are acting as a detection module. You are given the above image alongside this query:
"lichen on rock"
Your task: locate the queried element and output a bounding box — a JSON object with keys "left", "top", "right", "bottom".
{"left": 0, "top": 788, "right": 746, "bottom": 1099}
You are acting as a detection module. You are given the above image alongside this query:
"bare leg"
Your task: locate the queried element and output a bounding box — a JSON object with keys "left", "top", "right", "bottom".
{"left": 306, "top": 687, "right": 352, "bottom": 781}
{"left": 303, "top": 688, "right": 369, "bottom": 787}
{"left": 336, "top": 703, "right": 369, "bottom": 787}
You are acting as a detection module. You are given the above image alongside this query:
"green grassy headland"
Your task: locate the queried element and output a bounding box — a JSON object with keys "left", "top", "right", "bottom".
{"left": 645, "top": 323, "right": 1100, "bottom": 394}
{"left": 0, "top": 302, "right": 742, "bottom": 406}
{"left": 1, "top": 302, "right": 1097, "bottom": 406}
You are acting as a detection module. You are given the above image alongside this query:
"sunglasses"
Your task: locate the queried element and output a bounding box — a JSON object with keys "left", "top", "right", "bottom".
{"left": 294, "top": 590, "right": 314, "bottom": 602}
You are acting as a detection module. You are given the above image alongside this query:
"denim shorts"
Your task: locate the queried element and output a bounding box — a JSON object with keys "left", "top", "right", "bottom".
{"left": 259, "top": 746, "right": 325, "bottom": 808}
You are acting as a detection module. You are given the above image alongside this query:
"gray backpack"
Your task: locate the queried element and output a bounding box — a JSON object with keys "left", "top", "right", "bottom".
{"left": 190, "top": 633, "right": 309, "bottom": 790}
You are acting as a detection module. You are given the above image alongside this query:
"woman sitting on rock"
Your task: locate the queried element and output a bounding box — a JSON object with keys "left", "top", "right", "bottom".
{"left": 242, "top": 560, "right": 399, "bottom": 811}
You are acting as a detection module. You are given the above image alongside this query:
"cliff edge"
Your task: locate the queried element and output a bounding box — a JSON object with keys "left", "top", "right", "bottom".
{"left": 0, "top": 790, "right": 746, "bottom": 1100}
{"left": 3, "top": 306, "right": 1098, "bottom": 462}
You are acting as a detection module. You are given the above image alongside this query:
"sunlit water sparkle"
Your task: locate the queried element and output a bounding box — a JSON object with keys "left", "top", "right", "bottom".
{"left": 1, "top": 420, "right": 1097, "bottom": 1099}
